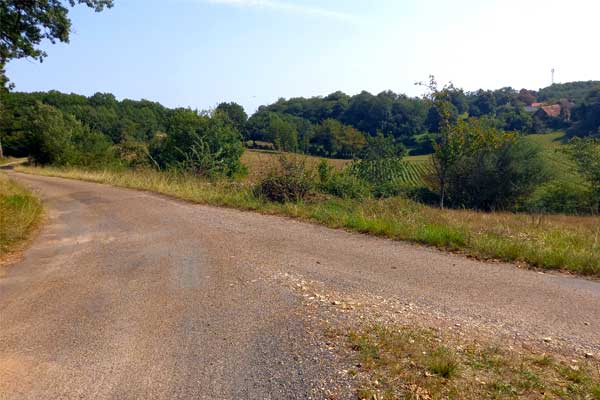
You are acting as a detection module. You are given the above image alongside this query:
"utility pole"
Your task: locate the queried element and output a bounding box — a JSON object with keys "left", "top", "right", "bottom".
{"left": 551, "top": 68, "right": 555, "bottom": 85}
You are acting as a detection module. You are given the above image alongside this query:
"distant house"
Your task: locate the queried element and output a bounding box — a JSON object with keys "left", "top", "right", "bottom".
{"left": 539, "top": 104, "right": 562, "bottom": 117}
{"left": 525, "top": 100, "right": 575, "bottom": 120}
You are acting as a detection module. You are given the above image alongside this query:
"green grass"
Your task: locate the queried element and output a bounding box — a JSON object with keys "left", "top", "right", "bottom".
{"left": 16, "top": 165, "right": 600, "bottom": 277}
{"left": 348, "top": 324, "right": 600, "bottom": 399}
{"left": 0, "top": 174, "right": 43, "bottom": 259}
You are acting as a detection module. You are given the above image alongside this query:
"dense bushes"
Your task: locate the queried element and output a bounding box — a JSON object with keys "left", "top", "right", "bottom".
{"left": 151, "top": 109, "right": 245, "bottom": 178}
{"left": 444, "top": 138, "right": 548, "bottom": 210}
{"left": 526, "top": 180, "right": 596, "bottom": 215}
{"left": 10, "top": 101, "right": 116, "bottom": 167}
{"left": 254, "top": 157, "right": 313, "bottom": 202}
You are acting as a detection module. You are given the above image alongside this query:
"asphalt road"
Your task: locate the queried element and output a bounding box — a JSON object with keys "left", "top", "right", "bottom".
{"left": 1, "top": 173, "right": 599, "bottom": 399}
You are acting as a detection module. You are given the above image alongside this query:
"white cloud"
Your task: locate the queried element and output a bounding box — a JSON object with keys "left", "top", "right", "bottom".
{"left": 202, "top": 0, "right": 361, "bottom": 24}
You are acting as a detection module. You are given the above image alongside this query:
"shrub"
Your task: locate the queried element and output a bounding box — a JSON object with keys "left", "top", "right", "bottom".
{"left": 526, "top": 180, "right": 596, "bottom": 215}
{"left": 254, "top": 156, "right": 314, "bottom": 202}
{"left": 152, "top": 109, "right": 245, "bottom": 178}
{"left": 320, "top": 171, "right": 371, "bottom": 199}
{"left": 444, "top": 137, "right": 548, "bottom": 210}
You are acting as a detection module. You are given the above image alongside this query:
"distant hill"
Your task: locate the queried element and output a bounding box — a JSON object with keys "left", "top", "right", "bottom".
{"left": 536, "top": 81, "right": 600, "bottom": 104}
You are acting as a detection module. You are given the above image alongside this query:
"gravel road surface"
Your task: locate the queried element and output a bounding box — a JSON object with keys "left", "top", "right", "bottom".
{"left": 1, "top": 172, "right": 599, "bottom": 399}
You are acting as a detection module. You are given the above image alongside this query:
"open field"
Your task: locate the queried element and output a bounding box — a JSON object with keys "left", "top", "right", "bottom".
{"left": 0, "top": 174, "right": 43, "bottom": 260}
{"left": 16, "top": 164, "right": 600, "bottom": 277}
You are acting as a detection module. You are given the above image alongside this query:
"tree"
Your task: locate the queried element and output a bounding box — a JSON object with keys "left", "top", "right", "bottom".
{"left": 0, "top": 0, "right": 113, "bottom": 66}
{"left": 151, "top": 108, "right": 244, "bottom": 177}
{"left": 311, "top": 119, "right": 366, "bottom": 158}
{"left": 0, "top": 0, "right": 113, "bottom": 157}
{"left": 445, "top": 136, "right": 547, "bottom": 210}
{"left": 359, "top": 132, "right": 405, "bottom": 161}
{"left": 215, "top": 102, "right": 247, "bottom": 134}
{"left": 564, "top": 137, "right": 600, "bottom": 213}
{"left": 419, "top": 76, "right": 461, "bottom": 208}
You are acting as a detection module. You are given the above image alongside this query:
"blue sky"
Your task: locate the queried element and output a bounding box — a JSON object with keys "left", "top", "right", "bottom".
{"left": 6, "top": 0, "right": 599, "bottom": 113}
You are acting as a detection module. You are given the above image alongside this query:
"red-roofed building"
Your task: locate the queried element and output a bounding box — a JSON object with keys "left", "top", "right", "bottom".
{"left": 540, "top": 104, "right": 562, "bottom": 117}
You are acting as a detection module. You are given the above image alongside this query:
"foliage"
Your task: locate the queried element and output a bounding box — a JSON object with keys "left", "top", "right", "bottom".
{"left": 14, "top": 101, "right": 117, "bottom": 167}
{"left": 564, "top": 137, "right": 600, "bottom": 212}
{"left": 254, "top": 156, "right": 313, "bottom": 202}
{"left": 526, "top": 180, "right": 596, "bottom": 215}
{"left": 422, "top": 76, "right": 466, "bottom": 208}
{"left": 359, "top": 132, "right": 405, "bottom": 160}
{"left": 0, "top": 0, "right": 113, "bottom": 89}
{"left": 152, "top": 108, "right": 245, "bottom": 177}
{"left": 310, "top": 118, "right": 366, "bottom": 158}
{"left": 537, "top": 81, "right": 600, "bottom": 104}
{"left": 215, "top": 102, "right": 247, "bottom": 133}
{"left": 445, "top": 136, "right": 548, "bottom": 210}
{"left": 568, "top": 86, "right": 600, "bottom": 138}
{"left": 319, "top": 170, "right": 371, "bottom": 199}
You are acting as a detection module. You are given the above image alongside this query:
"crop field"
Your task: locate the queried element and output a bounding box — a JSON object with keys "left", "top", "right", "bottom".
{"left": 242, "top": 149, "right": 431, "bottom": 186}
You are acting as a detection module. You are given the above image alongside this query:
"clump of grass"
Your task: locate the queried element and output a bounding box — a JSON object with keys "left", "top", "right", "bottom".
{"left": 347, "top": 324, "right": 600, "bottom": 399}
{"left": 16, "top": 164, "right": 600, "bottom": 277}
{"left": 427, "top": 346, "right": 459, "bottom": 378}
{"left": 0, "top": 174, "right": 43, "bottom": 258}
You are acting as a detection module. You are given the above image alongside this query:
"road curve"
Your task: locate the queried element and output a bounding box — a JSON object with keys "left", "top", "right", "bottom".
{"left": 1, "top": 172, "right": 600, "bottom": 399}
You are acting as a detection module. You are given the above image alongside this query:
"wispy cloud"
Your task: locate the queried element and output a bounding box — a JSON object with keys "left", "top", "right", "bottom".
{"left": 202, "top": 0, "right": 362, "bottom": 24}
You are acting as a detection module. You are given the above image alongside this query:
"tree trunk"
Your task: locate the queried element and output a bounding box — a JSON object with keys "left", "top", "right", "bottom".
{"left": 439, "top": 176, "right": 446, "bottom": 209}
{"left": 0, "top": 135, "right": 4, "bottom": 159}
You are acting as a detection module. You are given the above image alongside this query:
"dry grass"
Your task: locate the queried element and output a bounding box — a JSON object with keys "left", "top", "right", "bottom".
{"left": 16, "top": 157, "right": 600, "bottom": 276}
{"left": 0, "top": 174, "right": 43, "bottom": 259}
{"left": 348, "top": 324, "right": 600, "bottom": 399}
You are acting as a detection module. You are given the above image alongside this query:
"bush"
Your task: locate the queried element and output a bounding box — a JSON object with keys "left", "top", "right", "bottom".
{"left": 320, "top": 171, "right": 371, "bottom": 199}
{"left": 526, "top": 180, "right": 596, "bottom": 215}
{"left": 152, "top": 109, "right": 245, "bottom": 178}
{"left": 254, "top": 156, "right": 314, "bottom": 202}
{"left": 445, "top": 137, "right": 548, "bottom": 210}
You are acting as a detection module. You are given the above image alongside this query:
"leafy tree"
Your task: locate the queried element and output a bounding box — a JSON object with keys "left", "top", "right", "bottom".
{"left": 359, "top": 132, "right": 405, "bottom": 160}
{"left": 568, "top": 87, "right": 600, "bottom": 138}
{"left": 19, "top": 101, "right": 78, "bottom": 165}
{"left": 0, "top": 0, "right": 113, "bottom": 66}
{"left": 564, "top": 137, "right": 600, "bottom": 213}
{"left": 420, "top": 76, "right": 461, "bottom": 208}
{"left": 152, "top": 108, "right": 244, "bottom": 177}
{"left": 216, "top": 102, "right": 247, "bottom": 133}
{"left": 311, "top": 119, "right": 366, "bottom": 158}
{"left": 0, "top": 0, "right": 113, "bottom": 156}
{"left": 269, "top": 113, "right": 298, "bottom": 152}
{"left": 446, "top": 135, "right": 547, "bottom": 210}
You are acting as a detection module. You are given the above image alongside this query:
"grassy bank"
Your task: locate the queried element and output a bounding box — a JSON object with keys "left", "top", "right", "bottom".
{"left": 16, "top": 165, "right": 600, "bottom": 277}
{"left": 348, "top": 324, "right": 600, "bottom": 399}
{"left": 0, "top": 174, "right": 43, "bottom": 260}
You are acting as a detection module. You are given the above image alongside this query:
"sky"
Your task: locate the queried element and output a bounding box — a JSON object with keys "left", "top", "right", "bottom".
{"left": 6, "top": 0, "right": 600, "bottom": 113}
